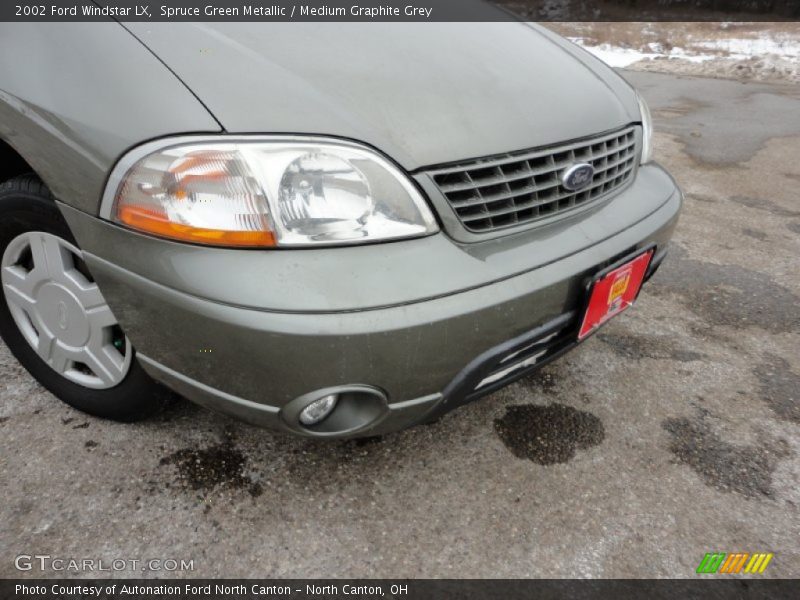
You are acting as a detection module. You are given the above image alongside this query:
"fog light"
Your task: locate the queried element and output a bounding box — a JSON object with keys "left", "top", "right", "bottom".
{"left": 299, "top": 394, "right": 338, "bottom": 426}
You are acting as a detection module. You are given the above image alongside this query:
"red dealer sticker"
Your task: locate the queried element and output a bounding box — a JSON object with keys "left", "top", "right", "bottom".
{"left": 578, "top": 249, "right": 654, "bottom": 341}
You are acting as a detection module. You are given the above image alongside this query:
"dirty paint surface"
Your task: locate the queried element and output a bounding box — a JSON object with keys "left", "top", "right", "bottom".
{"left": 0, "top": 72, "right": 798, "bottom": 578}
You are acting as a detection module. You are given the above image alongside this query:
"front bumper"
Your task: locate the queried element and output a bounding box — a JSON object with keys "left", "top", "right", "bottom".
{"left": 60, "top": 164, "right": 682, "bottom": 438}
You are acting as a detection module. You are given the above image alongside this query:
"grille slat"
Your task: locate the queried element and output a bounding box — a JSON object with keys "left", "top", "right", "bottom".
{"left": 458, "top": 162, "right": 635, "bottom": 224}
{"left": 429, "top": 126, "right": 638, "bottom": 233}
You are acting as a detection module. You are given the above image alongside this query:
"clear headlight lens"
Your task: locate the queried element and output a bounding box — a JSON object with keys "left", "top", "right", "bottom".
{"left": 110, "top": 138, "right": 438, "bottom": 247}
{"left": 279, "top": 153, "right": 373, "bottom": 238}
{"left": 637, "top": 93, "right": 654, "bottom": 164}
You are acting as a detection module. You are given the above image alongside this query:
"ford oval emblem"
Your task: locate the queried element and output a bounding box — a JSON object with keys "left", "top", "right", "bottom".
{"left": 561, "top": 163, "right": 595, "bottom": 191}
{"left": 57, "top": 301, "right": 68, "bottom": 330}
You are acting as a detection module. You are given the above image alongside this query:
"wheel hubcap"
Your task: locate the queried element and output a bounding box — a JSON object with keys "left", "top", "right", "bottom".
{"left": 1, "top": 231, "right": 132, "bottom": 389}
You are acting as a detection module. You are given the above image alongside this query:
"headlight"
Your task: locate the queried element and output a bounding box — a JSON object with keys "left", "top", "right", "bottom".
{"left": 637, "top": 93, "right": 654, "bottom": 164}
{"left": 105, "top": 137, "right": 438, "bottom": 247}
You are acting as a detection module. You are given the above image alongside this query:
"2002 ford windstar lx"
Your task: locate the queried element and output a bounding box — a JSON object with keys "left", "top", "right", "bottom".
{"left": 0, "top": 21, "right": 682, "bottom": 438}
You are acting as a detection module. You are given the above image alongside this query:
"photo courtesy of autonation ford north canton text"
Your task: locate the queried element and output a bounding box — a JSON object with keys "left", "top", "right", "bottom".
{"left": 0, "top": 0, "right": 798, "bottom": 598}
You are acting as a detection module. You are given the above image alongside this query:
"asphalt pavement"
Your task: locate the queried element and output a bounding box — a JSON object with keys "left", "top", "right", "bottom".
{"left": 1, "top": 71, "right": 798, "bottom": 578}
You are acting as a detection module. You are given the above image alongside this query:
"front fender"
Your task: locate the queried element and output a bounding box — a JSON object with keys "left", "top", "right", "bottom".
{"left": 0, "top": 22, "right": 220, "bottom": 214}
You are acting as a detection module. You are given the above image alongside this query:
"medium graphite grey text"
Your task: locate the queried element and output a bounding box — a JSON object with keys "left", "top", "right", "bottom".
{"left": 16, "top": 4, "right": 435, "bottom": 19}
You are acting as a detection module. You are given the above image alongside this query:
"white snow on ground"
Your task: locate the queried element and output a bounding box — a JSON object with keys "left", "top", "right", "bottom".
{"left": 568, "top": 35, "right": 800, "bottom": 69}
{"left": 695, "top": 36, "right": 800, "bottom": 59}
{"left": 569, "top": 40, "right": 714, "bottom": 67}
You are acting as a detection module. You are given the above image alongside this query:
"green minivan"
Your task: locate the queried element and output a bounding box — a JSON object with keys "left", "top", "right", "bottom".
{"left": 0, "top": 21, "right": 681, "bottom": 437}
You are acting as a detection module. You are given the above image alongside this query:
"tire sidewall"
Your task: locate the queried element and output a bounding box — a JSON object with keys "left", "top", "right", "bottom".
{"left": 0, "top": 182, "right": 163, "bottom": 421}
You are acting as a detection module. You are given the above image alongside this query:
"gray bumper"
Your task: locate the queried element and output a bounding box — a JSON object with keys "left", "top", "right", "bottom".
{"left": 59, "top": 164, "right": 682, "bottom": 438}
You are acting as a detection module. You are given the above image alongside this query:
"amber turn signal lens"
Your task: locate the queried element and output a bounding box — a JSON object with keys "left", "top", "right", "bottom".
{"left": 112, "top": 146, "right": 276, "bottom": 247}
{"left": 117, "top": 205, "right": 276, "bottom": 247}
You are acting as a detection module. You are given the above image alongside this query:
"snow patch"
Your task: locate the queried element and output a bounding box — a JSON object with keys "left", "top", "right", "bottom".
{"left": 695, "top": 36, "right": 800, "bottom": 59}
{"left": 569, "top": 40, "right": 715, "bottom": 67}
{"left": 569, "top": 35, "right": 800, "bottom": 69}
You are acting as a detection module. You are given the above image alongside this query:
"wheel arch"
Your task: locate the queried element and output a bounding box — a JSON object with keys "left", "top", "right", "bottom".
{"left": 0, "top": 138, "right": 37, "bottom": 186}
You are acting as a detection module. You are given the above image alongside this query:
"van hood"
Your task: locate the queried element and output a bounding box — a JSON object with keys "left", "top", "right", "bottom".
{"left": 126, "top": 22, "right": 639, "bottom": 170}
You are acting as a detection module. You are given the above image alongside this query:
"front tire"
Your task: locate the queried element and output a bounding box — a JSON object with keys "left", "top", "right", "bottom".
{"left": 0, "top": 175, "right": 166, "bottom": 421}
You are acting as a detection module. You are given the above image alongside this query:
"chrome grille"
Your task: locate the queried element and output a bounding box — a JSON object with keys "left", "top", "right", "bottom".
{"left": 428, "top": 126, "right": 638, "bottom": 233}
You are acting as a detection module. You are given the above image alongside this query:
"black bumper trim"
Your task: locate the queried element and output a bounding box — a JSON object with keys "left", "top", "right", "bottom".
{"left": 433, "top": 311, "right": 579, "bottom": 417}
{"left": 429, "top": 246, "right": 670, "bottom": 421}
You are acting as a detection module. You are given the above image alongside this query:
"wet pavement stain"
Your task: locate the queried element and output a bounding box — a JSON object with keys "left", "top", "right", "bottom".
{"left": 741, "top": 227, "right": 767, "bottom": 241}
{"left": 687, "top": 193, "right": 717, "bottom": 204}
{"left": 494, "top": 403, "right": 605, "bottom": 465}
{"left": 649, "top": 246, "right": 800, "bottom": 334}
{"left": 351, "top": 436, "right": 384, "bottom": 448}
{"left": 651, "top": 97, "right": 712, "bottom": 121}
{"left": 598, "top": 331, "right": 705, "bottom": 362}
{"left": 729, "top": 195, "right": 800, "bottom": 218}
{"left": 662, "top": 416, "right": 788, "bottom": 498}
{"left": 755, "top": 354, "right": 800, "bottom": 424}
{"left": 160, "top": 439, "right": 262, "bottom": 497}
